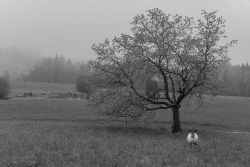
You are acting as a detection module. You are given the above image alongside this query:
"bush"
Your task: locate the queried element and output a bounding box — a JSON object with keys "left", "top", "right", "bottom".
{"left": 0, "top": 77, "right": 10, "bottom": 99}
{"left": 76, "top": 75, "right": 92, "bottom": 97}
{"left": 145, "top": 79, "right": 159, "bottom": 99}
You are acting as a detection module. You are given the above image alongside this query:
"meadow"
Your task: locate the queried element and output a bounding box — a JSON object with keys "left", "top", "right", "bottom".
{"left": 0, "top": 81, "right": 250, "bottom": 166}
{"left": 10, "top": 80, "right": 76, "bottom": 97}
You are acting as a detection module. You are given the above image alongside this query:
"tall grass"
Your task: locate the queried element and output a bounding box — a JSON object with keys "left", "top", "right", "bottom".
{"left": 0, "top": 121, "right": 249, "bottom": 166}
{"left": 1, "top": 84, "right": 250, "bottom": 166}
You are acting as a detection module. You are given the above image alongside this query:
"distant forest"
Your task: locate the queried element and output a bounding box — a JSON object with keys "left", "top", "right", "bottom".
{"left": 220, "top": 63, "right": 250, "bottom": 97}
{"left": 0, "top": 51, "right": 248, "bottom": 97}
{"left": 26, "top": 55, "right": 89, "bottom": 84}
{"left": 25, "top": 56, "right": 250, "bottom": 97}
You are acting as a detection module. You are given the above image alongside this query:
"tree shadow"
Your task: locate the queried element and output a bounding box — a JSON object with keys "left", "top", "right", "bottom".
{"left": 91, "top": 125, "right": 162, "bottom": 136}
{"left": 87, "top": 124, "right": 188, "bottom": 138}
{"left": 0, "top": 117, "right": 236, "bottom": 137}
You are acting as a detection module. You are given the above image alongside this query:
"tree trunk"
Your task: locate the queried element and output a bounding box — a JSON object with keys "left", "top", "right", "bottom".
{"left": 171, "top": 107, "right": 181, "bottom": 133}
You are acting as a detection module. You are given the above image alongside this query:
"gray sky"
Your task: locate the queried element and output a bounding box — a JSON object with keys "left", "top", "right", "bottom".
{"left": 1, "top": 0, "right": 249, "bottom": 65}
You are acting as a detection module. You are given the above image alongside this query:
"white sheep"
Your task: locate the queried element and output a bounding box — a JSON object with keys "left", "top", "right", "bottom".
{"left": 187, "top": 130, "right": 198, "bottom": 147}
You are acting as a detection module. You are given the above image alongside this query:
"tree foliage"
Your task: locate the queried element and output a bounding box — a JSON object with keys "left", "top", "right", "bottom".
{"left": 90, "top": 9, "right": 236, "bottom": 132}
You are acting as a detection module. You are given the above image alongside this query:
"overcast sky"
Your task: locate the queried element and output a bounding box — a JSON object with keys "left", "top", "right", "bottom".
{"left": 1, "top": 0, "right": 249, "bottom": 65}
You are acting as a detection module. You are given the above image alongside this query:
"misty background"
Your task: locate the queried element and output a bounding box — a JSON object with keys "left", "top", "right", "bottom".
{"left": 1, "top": 0, "right": 250, "bottom": 96}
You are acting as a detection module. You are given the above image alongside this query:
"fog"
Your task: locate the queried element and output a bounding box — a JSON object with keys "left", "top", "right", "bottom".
{"left": 0, "top": 0, "right": 250, "bottom": 69}
{"left": 0, "top": 47, "right": 42, "bottom": 75}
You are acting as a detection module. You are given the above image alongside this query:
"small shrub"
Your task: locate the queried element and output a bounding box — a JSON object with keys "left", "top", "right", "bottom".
{"left": 0, "top": 77, "right": 10, "bottom": 99}
{"left": 145, "top": 79, "right": 159, "bottom": 99}
{"left": 76, "top": 75, "right": 92, "bottom": 97}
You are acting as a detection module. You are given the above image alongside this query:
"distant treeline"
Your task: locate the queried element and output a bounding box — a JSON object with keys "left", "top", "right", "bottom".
{"left": 26, "top": 55, "right": 89, "bottom": 84}
{"left": 220, "top": 63, "right": 250, "bottom": 97}
{"left": 25, "top": 55, "right": 250, "bottom": 97}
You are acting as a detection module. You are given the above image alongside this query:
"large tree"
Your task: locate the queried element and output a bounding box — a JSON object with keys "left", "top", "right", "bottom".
{"left": 90, "top": 9, "right": 236, "bottom": 133}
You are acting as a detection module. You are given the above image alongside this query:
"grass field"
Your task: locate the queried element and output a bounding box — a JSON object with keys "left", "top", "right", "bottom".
{"left": 0, "top": 81, "right": 250, "bottom": 166}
